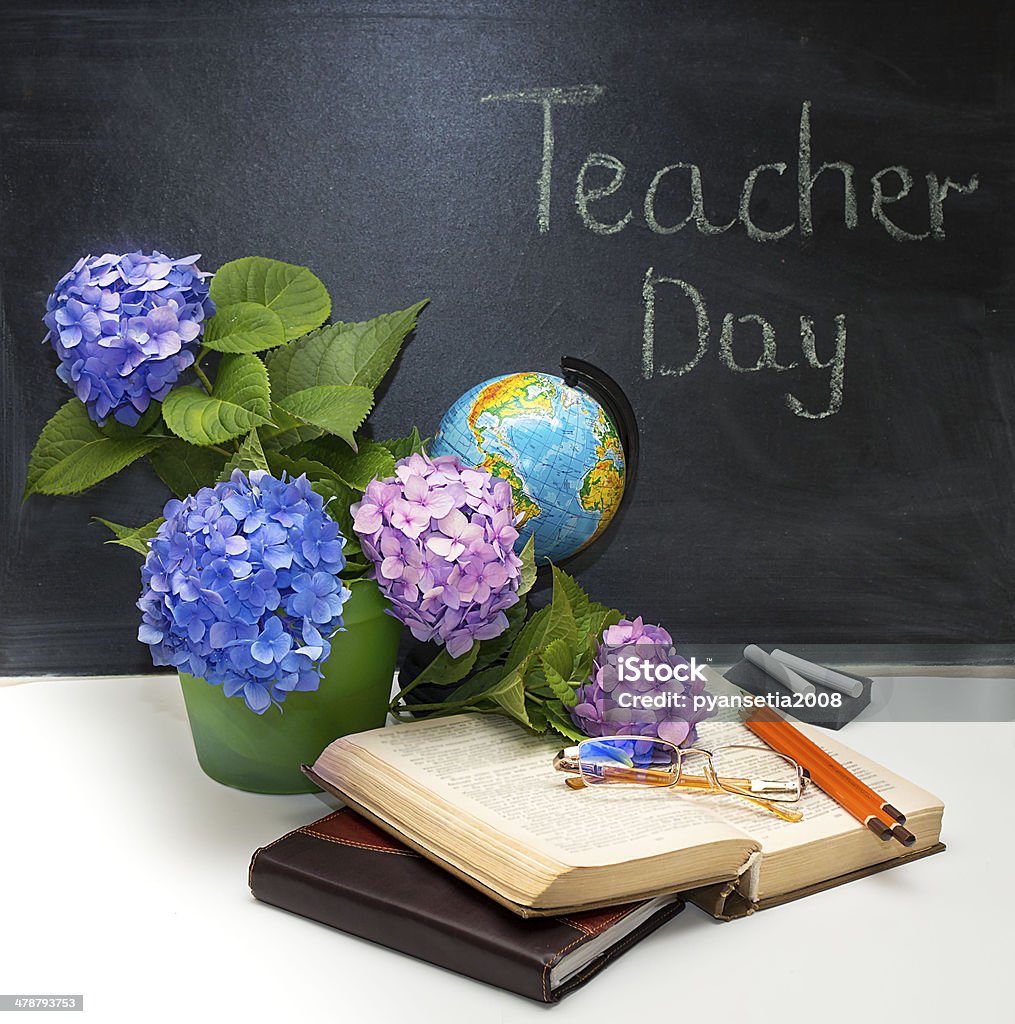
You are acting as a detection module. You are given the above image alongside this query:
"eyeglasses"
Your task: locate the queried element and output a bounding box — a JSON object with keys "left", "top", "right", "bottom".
{"left": 553, "top": 736, "right": 810, "bottom": 822}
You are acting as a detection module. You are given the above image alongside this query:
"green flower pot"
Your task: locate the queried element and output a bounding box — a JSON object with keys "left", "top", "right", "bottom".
{"left": 179, "top": 579, "right": 402, "bottom": 794}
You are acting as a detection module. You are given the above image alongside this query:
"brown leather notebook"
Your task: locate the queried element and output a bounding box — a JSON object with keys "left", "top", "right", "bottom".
{"left": 249, "top": 808, "right": 684, "bottom": 1003}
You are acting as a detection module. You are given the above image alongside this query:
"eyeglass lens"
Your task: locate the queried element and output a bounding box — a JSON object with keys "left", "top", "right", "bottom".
{"left": 576, "top": 738, "right": 680, "bottom": 787}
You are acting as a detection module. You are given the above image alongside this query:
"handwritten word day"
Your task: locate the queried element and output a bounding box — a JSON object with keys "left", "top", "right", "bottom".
{"left": 482, "top": 86, "right": 980, "bottom": 419}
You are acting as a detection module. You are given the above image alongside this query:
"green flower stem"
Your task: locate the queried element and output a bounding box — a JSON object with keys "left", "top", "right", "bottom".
{"left": 388, "top": 672, "right": 431, "bottom": 710}
{"left": 391, "top": 699, "right": 479, "bottom": 713}
{"left": 209, "top": 444, "right": 234, "bottom": 458}
{"left": 193, "top": 361, "right": 214, "bottom": 395}
{"left": 390, "top": 703, "right": 485, "bottom": 722}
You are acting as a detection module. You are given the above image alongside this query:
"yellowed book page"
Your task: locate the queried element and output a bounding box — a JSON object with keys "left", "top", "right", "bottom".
{"left": 335, "top": 715, "right": 752, "bottom": 868}
{"left": 688, "top": 715, "right": 943, "bottom": 851}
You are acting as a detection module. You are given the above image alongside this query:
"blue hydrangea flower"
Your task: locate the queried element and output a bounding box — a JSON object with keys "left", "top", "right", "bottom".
{"left": 137, "top": 470, "right": 351, "bottom": 715}
{"left": 43, "top": 251, "right": 215, "bottom": 426}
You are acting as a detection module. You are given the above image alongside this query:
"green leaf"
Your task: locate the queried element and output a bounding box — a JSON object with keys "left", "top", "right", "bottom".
{"left": 215, "top": 353, "right": 272, "bottom": 418}
{"left": 264, "top": 300, "right": 428, "bottom": 399}
{"left": 443, "top": 665, "right": 514, "bottom": 705}
{"left": 210, "top": 257, "right": 331, "bottom": 341}
{"left": 310, "top": 474, "right": 358, "bottom": 520}
{"left": 544, "top": 700, "right": 586, "bottom": 742}
{"left": 24, "top": 400, "right": 165, "bottom": 498}
{"left": 555, "top": 567, "right": 591, "bottom": 633}
{"left": 540, "top": 637, "right": 574, "bottom": 683}
{"left": 94, "top": 516, "right": 164, "bottom": 555}
{"left": 259, "top": 402, "right": 322, "bottom": 450}
{"left": 379, "top": 426, "right": 427, "bottom": 461}
{"left": 548, "top": 679, "right": 578, "bottom": 707}
{"left": 331, "top": 436, "right": 398, "bottom": 488}
{"left": 264, "top": 402, "right": 306, "bottom": 434}
{"left": 220, "top": 428, "right": 269, "bottom": 478}
{"left": 517, "top": 535, "right": 537, "bottom": 597}
{"left": 408, "top": 643, "right": 480, "bottom": 691}
{"left": 585, "top": 603, "right": 623, "bottom": 646}
{"left": 571, "top": 633, "right": 598, "bottom": 689}
{"left": 149, "top": 439, "right": 228, "bottom": 498}
{"left": 265, "top": 451, "right": 340, "bottom": 486}
{"left": 163, "top": 353, "right": 272, "bottom": 446}
{"left": 275, "top": 385, "right": 373, "bottom": 450}
{"left": 487, "top": 666, "right": 531, "bottom": 727}
{"left": 504, "top": 605, "right": 551, "bottom": 672}
{"left": 202, "top": 301, "right": 287, "bottom": 354}
{"left": 439, "top": 662, "right": 532, "bottom": 727}
{"left": 506, "top": 571, "right": 578, "bottom": 671}
{"left": 287, "top": 436, "right": 395, "bottom": 490}
{"left": 98, "top": 402, "right": 163, "bottom": 438}
{"left": 524, "top": 700, "right": 548, "bottom": 734}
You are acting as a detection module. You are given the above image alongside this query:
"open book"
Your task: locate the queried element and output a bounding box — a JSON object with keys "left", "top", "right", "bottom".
{"left": 308, "top": 705, "right": 944, "bottom": 917}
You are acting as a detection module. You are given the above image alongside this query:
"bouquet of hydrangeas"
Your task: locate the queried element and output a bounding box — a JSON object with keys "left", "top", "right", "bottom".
{"left": 26, "top": 252, "right": 433, "bottom": 712}
{"left": 28, "top": 249, "right": 700, "bottom": 742}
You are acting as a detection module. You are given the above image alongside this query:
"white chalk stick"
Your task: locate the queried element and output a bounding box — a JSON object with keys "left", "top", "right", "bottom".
{"left": 770, "top": 649, "right": 865, "bottom": 699}
{"left": 743, "top": 645, "right": 816, "bottom": 697}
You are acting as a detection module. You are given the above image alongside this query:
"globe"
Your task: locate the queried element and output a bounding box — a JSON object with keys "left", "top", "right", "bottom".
{"left": 429, "top": 371, "right": 626, "bottom": 562}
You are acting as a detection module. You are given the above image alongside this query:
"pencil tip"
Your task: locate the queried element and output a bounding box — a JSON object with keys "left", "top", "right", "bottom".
{"left": 892, "top": 825, "right": 917, "bottom": 847}
{"left": 867, "top": 819, "right": 893, "bottom": 841}
{"left": 883, "top": 804, "right": 907, "bottom": 825}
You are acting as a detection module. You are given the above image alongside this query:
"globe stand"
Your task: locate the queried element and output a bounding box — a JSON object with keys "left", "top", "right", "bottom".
{"left": 559, "top": 356, "right": 640, "bottom": 503}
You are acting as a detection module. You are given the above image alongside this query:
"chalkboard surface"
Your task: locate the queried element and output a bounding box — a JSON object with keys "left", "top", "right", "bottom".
{"left": 2, "top": 0, "right": 1013, "bottom": 674}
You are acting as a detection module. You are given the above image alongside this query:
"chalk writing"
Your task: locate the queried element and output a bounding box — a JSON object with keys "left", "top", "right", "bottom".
{"left": 481, "top": 85, "right": 605, "bottom": 233}
{"left": 642, "top": 269, "right": 846, "bottom": 420}
{"left": 482, "top": 86, "right": 979, "bottom": 418}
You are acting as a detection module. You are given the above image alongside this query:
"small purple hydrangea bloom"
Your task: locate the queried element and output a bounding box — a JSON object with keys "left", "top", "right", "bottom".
{"left": 43, "top": 251, "right": 215, "bottom": 426}
{"left": 137, "top": 469, "right": 350, "bottom": 715}
{"left": 569, "top": 618, "right": 714, "bottom": 746}
{"left": 352, "top": 453, "right": 523, "bottom": 658}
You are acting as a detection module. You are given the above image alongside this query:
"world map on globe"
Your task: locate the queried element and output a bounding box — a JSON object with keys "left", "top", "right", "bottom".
{"left": 429, "top": 372, "right": 626, "bottom": 562}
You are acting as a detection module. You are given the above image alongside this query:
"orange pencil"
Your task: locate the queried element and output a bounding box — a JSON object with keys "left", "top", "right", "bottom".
{"left": 747, "top": 712, "right": 916, "bottom": 847}
{"left": 747, "top": 704, "right": 909, "bottom": 824}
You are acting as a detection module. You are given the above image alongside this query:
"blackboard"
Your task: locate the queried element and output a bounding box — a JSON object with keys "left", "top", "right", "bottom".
{"left": 2, "top": 0, "right": 1013, "bottom": 675}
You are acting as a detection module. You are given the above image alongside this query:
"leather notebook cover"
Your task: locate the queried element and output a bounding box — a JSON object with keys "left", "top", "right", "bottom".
{"left": 249, "top": 808, "right": 685, "bottom": 1003}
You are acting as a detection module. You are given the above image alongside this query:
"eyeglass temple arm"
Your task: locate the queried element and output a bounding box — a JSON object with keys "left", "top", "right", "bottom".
{"left": 561, "top": 761, "right": 791, "bottom": 793}
{"left": 717, "top": 787, "right": 803, "bottom": 822}
{"left": 559, "top": 764, "right": 804, "bottom": 823}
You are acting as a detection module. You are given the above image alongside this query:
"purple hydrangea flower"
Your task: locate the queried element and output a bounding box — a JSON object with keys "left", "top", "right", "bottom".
{"left": 352, "top": 453, "right": 523, "bottom": 658}
{"left": 569, "top": 618, "right": 714, "bottom": 746}
{"left": 137, "top": 469, "right": 350, "bottom": 715}
{"left": 43, "top": 251, "right": 215, "bottom": 426}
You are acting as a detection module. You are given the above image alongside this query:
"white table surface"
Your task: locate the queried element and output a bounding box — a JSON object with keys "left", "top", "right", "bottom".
{"left": 1, "top": 673, "right": 1011, "bottom": 1024}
